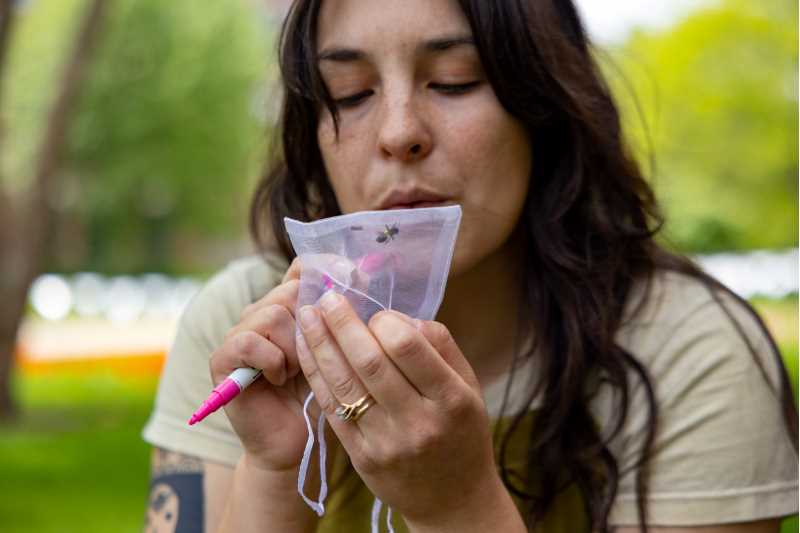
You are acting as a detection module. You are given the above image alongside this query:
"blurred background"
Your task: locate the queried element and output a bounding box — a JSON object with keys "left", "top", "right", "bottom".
{"left": 0, "top": 0, "right": 796, "bottom": 531}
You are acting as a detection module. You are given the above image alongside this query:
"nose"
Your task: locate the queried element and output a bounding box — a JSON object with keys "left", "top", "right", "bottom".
{"left": 376, "top": 90, "right": 432, "bottom": 162}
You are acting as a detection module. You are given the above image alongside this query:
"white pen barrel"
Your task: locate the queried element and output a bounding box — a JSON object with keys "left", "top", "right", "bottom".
{"left": 228, "top": 367, "right": 262, "bottom": 390}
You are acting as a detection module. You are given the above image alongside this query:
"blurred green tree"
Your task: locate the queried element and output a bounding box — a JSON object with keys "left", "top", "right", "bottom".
{"left": 0, "top": 0, "right": 110, "bottom": 419}
{"left": 1, "top": 0, "right": 272, "bottom": 416}
{"left": 6, "top": 0, "right": 272, "bottom": 275}
{"left": 605, "top": 0, "right": 798, "bottom": 252}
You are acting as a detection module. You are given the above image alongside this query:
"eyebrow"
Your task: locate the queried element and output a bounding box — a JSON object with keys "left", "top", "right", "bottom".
{"left": 317, "top": 34, "right": 475, "bottom": 63}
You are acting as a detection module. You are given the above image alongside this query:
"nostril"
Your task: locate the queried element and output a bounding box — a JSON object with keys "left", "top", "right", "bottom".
{"left": 410, "top": 144, "right": 421, "bottom": 154}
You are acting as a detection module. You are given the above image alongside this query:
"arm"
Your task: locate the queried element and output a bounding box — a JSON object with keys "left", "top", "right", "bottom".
{"left": 404, "top": 473, "right": 527, "bottom": 533}
{"left": 144, "top": 447, "right": 215, "bottom": 533}
{"left": 144, "top": 447, "right": 318, "bottom": 533}
{"left": 214, "top": 454, "right": 318, "bottom": 533}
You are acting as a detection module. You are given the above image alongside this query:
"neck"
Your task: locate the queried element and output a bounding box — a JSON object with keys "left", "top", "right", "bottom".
{"left": 436, "top": 237, "right": 525, "bottom": 388}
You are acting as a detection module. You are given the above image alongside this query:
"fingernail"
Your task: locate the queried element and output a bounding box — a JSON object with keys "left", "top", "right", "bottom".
{"left": 320, "top": 290, "right": 340, "bottom": 312}
{"left": 383, "top": 309, "right": 414, "bottom": 326}
{"left": 413, "top": 319, "right": 423, "bottom": 330}
{"left": 298, "top": 305, "right": 318, "bottom": 328}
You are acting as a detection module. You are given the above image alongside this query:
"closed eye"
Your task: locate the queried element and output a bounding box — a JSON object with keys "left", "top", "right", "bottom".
{"left": 334, "top": 90, "right": 373, "bottom": 108}
{"left": 429, "top": 81, "right": 481, "bottom": 94}
{"left": 333, "top": 81, "right": 481, "bottom": 109}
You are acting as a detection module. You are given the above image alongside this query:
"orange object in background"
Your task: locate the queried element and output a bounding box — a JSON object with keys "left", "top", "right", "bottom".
{"left": 14, "top": 317, "right": 174, "bottom": 378}
{"left": 16, "top": 348, "right": 166, "bottom": 377}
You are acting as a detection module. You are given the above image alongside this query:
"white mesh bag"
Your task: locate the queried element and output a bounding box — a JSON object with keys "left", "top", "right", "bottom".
{"left": 283, "top": 205, "right": 462, "bottom": 532}
{"left": 284, "top": 204, "right": 462, "bottom": 322}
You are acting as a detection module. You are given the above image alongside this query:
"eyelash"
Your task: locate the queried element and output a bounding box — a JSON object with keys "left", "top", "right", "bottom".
{"left": 333, "top": 81, "right": 480, "bottom": 108}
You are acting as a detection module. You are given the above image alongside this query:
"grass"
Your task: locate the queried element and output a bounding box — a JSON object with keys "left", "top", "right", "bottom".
{"left": 0, "top": 373, "right": 156, "bottom": 533}
{"left": 0, "top": 296, "right": 796, "bottom": 532}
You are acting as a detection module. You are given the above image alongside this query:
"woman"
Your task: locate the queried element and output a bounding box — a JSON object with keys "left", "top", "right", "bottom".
{"left": 142, "top": 1, "right": 798, "bottom": 532}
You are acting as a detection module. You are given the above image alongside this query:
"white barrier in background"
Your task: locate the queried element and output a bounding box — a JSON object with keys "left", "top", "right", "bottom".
{"left": 29, "top": 272, "right": 201, "bottom": 323}
{"left": 694, "top": 248, "right": 798, "bottom": 300}
{"left": 26, "top": 248, "right": 798, "bottom": 322}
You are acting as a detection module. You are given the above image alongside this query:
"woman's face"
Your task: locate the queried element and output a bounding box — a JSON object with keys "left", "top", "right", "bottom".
{"left": 316, "top": 0, "right": 532, "bottom": 275}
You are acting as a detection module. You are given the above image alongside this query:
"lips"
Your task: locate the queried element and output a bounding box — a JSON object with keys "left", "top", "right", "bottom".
{"left": 386, "top": 200, "right": 448, "bottom": 210}
{"left": 378, "top": 189, "right": 450, "bottom": 210}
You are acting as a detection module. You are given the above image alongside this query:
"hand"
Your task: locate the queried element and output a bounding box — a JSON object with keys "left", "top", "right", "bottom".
{"left": 209, "top": 258, "right": 318, "bottom": 473}
{"left": 295, "top": 291, "right": 500, "bottom": 524}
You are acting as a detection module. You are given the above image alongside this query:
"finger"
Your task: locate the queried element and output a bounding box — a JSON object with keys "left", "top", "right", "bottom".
{"left": 417, "top": 320, "right": 481, "bottom": 393}
{"left": 383, "top": 312, "right": 480, "bottom": 393}
{"left": 227, "top": 304, "right": 300, "bottom": 378}
{"left": 368, "top": 311, "right": 461, "bottom": 401}
{"left": 297, "top": 304, "right": 373, "bottom": 412}
{"left": 317, "top": 291, "right": 416, "bottom": 409}
{"left": 295, "top": 327, "right": 364, "bottom": 445}
{"left": 210, "top": 331, "right": 287, "bottom": 386}
{"left": 239, "top": 278, "right": 300, "bottom": 321}
{"left": 282, "top": 257, "right": 303, "bottom": 284}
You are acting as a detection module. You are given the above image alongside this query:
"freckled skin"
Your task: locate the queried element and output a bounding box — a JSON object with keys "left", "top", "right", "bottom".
{"left": 316, "top": 0, "right": 532, "bottom": 276}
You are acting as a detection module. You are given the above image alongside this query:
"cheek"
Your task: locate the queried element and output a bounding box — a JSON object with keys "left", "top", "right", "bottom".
{"left": 317, "top": 117, "right": 371, "bottom": 213}
{"left": 445, "top": 103, "right": 532, "bottom": 271}
{"left": 446, "top": 98, "right": 531, "bottom": 203}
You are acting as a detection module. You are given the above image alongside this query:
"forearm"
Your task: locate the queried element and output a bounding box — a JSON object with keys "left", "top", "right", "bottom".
{"left": 405, "top": 474, "right": 527, "bottom": 533}
{"left": 216, "top": 455, "right": 318, "bottom": 533}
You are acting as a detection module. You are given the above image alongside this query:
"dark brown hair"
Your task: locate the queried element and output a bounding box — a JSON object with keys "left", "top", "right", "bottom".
{"left": 249, "top": 1, "right": 797, "bottom": 530}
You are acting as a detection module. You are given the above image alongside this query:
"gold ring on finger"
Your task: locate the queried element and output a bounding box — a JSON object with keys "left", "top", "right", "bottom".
{"left": 335, "top": 393, "right": 373, "bottom": 422}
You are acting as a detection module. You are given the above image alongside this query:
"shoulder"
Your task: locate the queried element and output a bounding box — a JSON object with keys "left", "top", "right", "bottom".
{"left": 179, "top": 251, "right": 290, "bottom": 353}
{"left": 617, "top": 269, "right": 779, "bottom": 390}
{"left": 602, "top": 269, "right": 797, "bottom": 525}
{"left": 192, "top": 251, "right": 289, "bottom": 320}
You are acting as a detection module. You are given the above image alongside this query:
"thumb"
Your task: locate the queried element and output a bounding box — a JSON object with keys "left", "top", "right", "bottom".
{"left": 282, "top": 257, "right": 302, "bottom": 284}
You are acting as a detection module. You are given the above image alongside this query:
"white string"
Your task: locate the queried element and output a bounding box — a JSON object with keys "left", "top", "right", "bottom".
{"left": 301, "top": 266, "right": 400, "bottom": 530}
{"left": 387, "top": 267, "right": 395, "bottom": 310}
{"left": 297, "top": 391, "right": 328, "bottom": 516}
{"left": 371, "top": 498, "right": 382, "bottom": 533}
{"left": 370, "top": 497, "right": 396, "bottom": 533}
{"left": 321, "top": 269, "right": 387, "bottom": 312}
{"left": 387, "top": 504, "right": 395, "bottom": 533}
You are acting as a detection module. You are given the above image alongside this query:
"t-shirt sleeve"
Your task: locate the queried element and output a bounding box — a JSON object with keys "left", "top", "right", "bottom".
{"left": 142, "top": 255, "right": 286, "bottom": 467}
{"left": 606, "top": 274, "right": 798, "bottom": 526}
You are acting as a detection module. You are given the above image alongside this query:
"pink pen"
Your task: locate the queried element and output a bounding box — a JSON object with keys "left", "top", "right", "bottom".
{"left": 189, "top": 252, "right": 392, "bottom": 426}
{"left": 188, "top": 368, "right": 261, "bottom": 425}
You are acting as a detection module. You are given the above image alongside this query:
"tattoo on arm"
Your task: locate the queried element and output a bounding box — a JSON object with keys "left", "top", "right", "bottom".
{"left": 144, "top": 448, "right": 204, "bottom": 533}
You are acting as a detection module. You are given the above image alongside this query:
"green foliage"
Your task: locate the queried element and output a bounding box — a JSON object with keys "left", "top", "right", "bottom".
{"left": 604, "top": 0, "right": 798, "bottom": 252}
{"left": 0, "top": 361, "right": 797, "bottom": 532}
{"left": 4, "top": 0, "right": 85, "bottom": 191}
{"left": 5, "top": 0, "right": 273, "bottom": 273}
{"left": 5, "top": 0, "right": 797, "bottom": 275}
{"left": 0, "top": 373, "right": 156, "bottom": 533}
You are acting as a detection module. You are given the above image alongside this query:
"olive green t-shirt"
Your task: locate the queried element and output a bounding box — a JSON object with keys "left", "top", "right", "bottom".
{"left": 143, "top": 253, "right": 797, "bottom": 530}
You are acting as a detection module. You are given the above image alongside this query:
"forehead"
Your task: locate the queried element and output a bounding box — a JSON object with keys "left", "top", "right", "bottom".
{"left": 316, "top": 0, "right": 471, "bottom": 55}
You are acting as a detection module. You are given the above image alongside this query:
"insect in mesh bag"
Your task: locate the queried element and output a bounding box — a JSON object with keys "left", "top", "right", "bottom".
{"left": 283, "top": 205, "right": 462, "bottom": 532}
{"left": 284, "top": 204, "right": 462, "bottom": 325}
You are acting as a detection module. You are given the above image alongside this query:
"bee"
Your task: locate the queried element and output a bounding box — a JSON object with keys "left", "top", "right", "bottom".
{"left": 376, "top": 224, "right": 399, "bottom": 243}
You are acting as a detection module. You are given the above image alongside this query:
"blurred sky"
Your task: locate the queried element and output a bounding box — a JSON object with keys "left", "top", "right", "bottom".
{"left": 262, "top": 1, "right": 714, "bottom": 44}
{"left": 574, "top": 0, "right": 713, "bottom": 43}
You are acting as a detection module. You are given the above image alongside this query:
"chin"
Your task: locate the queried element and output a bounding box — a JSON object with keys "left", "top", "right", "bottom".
{"left": 447, "top": 241, "right": 482, "bottom": 278}
{"left": 447, "top": 226, "right": 520, "bottom": 280}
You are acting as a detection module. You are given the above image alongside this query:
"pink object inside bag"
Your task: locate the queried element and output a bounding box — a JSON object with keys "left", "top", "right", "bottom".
{"left": 284, "top": 204, "right": 462, "bottom": 323}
